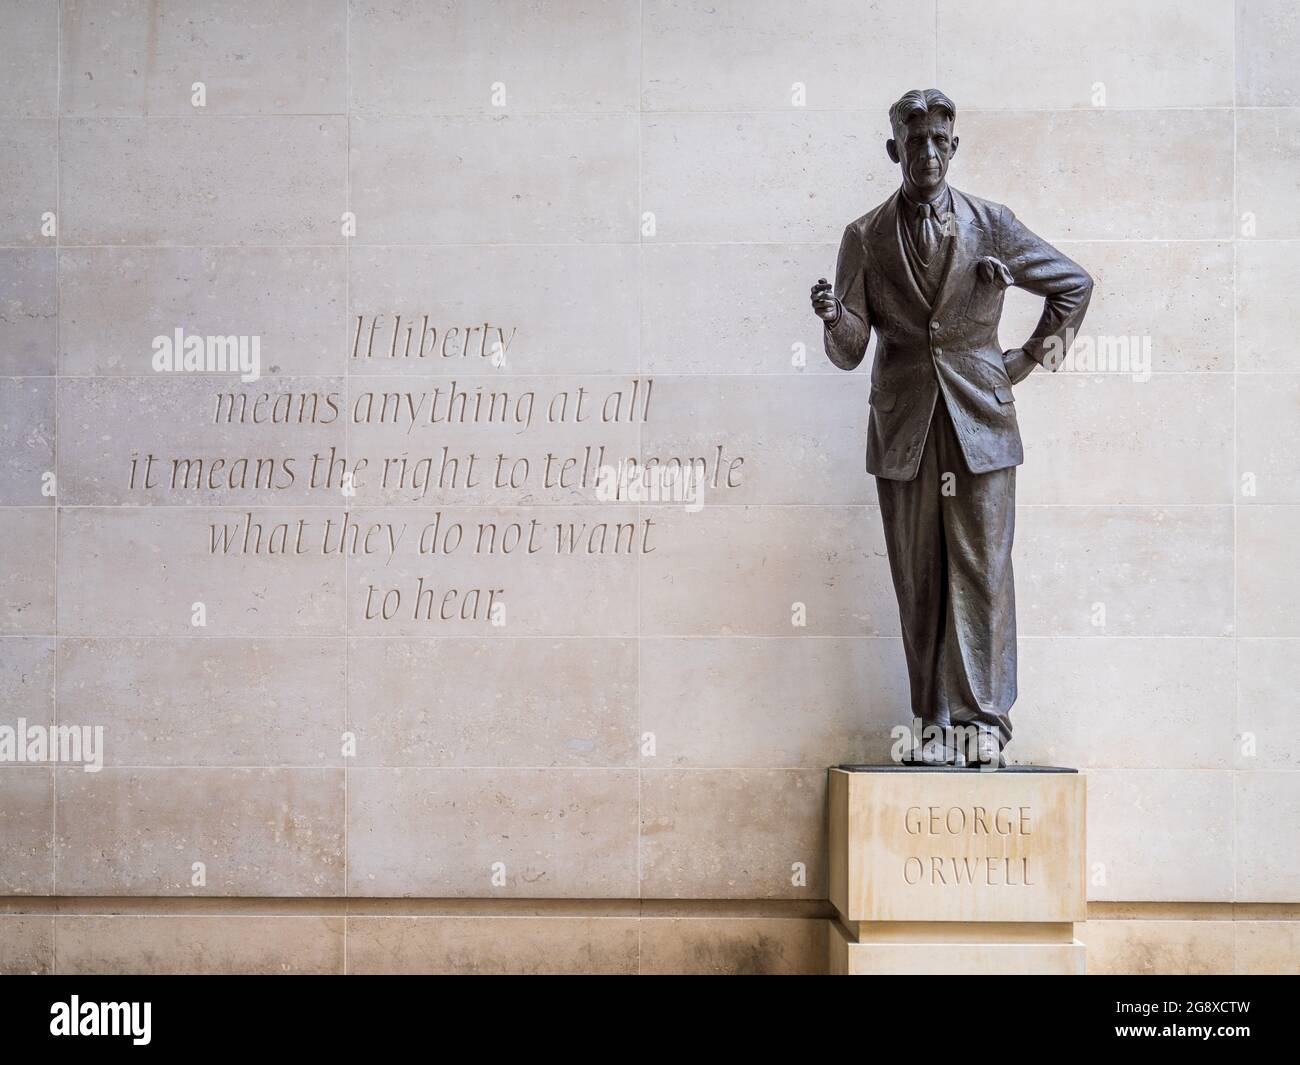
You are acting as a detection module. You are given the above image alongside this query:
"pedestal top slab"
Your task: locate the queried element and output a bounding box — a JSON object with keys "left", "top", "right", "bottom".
{"left": 837, "top": 764, "right": 1078, "bottom": 774}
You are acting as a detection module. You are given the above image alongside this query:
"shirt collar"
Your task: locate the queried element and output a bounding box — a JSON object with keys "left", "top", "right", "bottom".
{"left": 901, "top": 185, "right": 953, "bottom": 220}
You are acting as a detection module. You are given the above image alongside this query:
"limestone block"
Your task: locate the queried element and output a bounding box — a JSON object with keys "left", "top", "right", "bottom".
{"left": 828, "top": 767, "right": 1086, "bottom": 974}
{"left": 350, "top": 115, "right": 637, "bottom": 244}
{"left": 641, "top": 243, "right": 843, "bottom": 374}
{"left": 1086, "top": 769, "right": 1234, "bottom": 902}
{"left": 640, "top": 916, "right": 827, "bottom": 975}
{"left": 60, "top": 117, "right": 346, "bottom": 245}
{"left": 641, "top": 112, "right": 897, "bottom": 244}
{"left": 951, "top": 111, "right": 1233, "bottom": 240}
{"left": 55, "top": 767, "right": 346, "bottom": 895}
{"left": 60, "top": 0, "right": 346, "bottom": 115}
{"left": 998, "top": 240, "right": 1232, "bottom": 373}
{"left": 0, "top": 249, "right": 56, "bottom": 375}
{"left": 1014, "top": 374, "right": 1232, "bottom": 505}
{"left": 0, "top": 916, "right": 52, "bottom": 975}
{"left": 1235, "top": 771, "right": 1300, "bottom": 902}
{"left": 643, "top": 0, "right": 931, "bottom": 112}
{"left": 1237, "top": 374, "right": 1300, "bottom": 502}
{"left": 831, "top": 919, "right": 1085, "bottom": 975}
{"left": 0, "top": 377, "right": 54, "bottom": 506}
{"left": 939, "top": 0, "right": 1232, "bottom": 108}
{"left": 57, "top": 637, "right": 345, "bottom": 767}
{"left": 57, "top": 508, "right": 345, "bottom": 637}
{"left": 828, "top": 767, "right": 1086, "bottom": 924}
{"left": 1083, "top": 918, "right": 1234, "bottom": 975}
{"left": 1236, "top": 241, "right": 1300, "bottom": 371}
{"left": 1238, "top": 0, "right": 1300, "bottom": 105}
{"left": 1014, "top": 637, "right": 1234, "bottom": 770}
{"left": 1237, "top": 639, "right": 1300, "bottom": 769}
{"left": 640, "top": 505, "right": 896, "bottom": 637}
{"left": 351, "top": 0, "right": 638, "bottom": 115}
{"left": 347, "top": 916, "right": 639, "bottom": 975}
{"left": 640, "top": 768, "right": 827, "bottom": 899}
{"left": 1015, "top": 506, "right": 1233, "bottom": 637}
{"left": 0, "top": 119, "right": 56, "bottom": 245}
{"left": 0, "top": 767, "right": 54, "bottom": 895}
{"left": 347, "top": 637, "right": 638, "bottom": 767}
{"left": 56, "top": 915, "right": 345, "bottom": 975}
{"left": 1237, "top": 507, "right": 1300, "bottom": 636}
{"left": 0, "top": 0, "right": 57, "bottom": 117}
{"left": 1237, "top": 109, "right": 1300, "bottom": 240}
{"left": 347, "top": 767, "right": 639, "bottom": 898}
{"left": 641, "top": 375, "right": 872, "bottom": 505}
{"left": 59, "top": 247, "right": 347, "bottom": 377}
{"left": 638, "top": 636, "right": 906, "bottom": 767}
{"left": 0, "top": 508, "right": 54, "bottom": 634}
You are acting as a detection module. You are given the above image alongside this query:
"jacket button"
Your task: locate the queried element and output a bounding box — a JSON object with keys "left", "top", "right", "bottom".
{"left": 934, "top": 347, "right": 943, "bottom": 356}
{"left": 930, "top": 320, "right": 940, "bottom": 331}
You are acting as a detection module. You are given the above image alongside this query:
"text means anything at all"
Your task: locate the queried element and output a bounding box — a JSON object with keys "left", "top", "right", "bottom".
{"left": 213, "top": 379, "right": 655, "bottom": 431}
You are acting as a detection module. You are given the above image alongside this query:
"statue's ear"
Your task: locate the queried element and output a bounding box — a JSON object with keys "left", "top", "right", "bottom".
{"left": 886, "top": 138, "right": 899, "bottom": 164}
{"left": 950, "top": 134, "right": 959, "bottom": 157}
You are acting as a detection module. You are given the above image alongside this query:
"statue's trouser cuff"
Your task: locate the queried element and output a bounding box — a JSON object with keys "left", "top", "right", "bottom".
{"left": 875, "top": 399, "right": 1017, "bottom": 747}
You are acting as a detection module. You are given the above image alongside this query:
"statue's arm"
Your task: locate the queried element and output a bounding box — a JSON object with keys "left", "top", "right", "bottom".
{"left": 818, "top": 224, "right": 871, "bottom": 371}
{"left": 997, "top": 205, "right": 1093, "bottom": 375}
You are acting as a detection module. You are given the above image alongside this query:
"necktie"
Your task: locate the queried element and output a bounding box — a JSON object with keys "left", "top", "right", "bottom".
{"left": 916, "top": 202, "right": 940, "bottom": 266}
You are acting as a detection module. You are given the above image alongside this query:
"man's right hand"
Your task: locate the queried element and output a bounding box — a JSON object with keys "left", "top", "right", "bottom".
{"left": 1002, "top": 347, "right": 1037, "bottom": 384}
{"left": 811, "top": 278, "right": 840, "bottom": 324}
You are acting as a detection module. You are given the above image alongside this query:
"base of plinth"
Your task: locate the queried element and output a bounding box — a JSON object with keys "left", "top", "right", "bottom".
{"left": 829, "top": 918, "right": 1085, "bottom": 975}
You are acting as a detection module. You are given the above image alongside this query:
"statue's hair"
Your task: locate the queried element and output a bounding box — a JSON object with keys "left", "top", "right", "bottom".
{"left": 888, "top": 89, "right": 956, "bottom": 137}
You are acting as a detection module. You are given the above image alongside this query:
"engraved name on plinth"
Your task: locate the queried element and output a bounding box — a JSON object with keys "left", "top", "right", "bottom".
{"left": 828, "top": 766, "right": 1086, "bottom": 925}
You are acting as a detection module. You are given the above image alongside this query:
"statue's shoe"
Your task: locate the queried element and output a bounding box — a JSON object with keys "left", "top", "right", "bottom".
{"left": 901, "top": 737, "right": 963, "bottom": 766}
{"left": 966, "top": 729, "right": 1006, "bottom": 768}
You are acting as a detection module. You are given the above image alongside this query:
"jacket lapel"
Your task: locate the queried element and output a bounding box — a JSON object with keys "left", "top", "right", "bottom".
{"left": 870, "top": 190, "right": 929, "bottom": 311}
{"left": 930, "top": 188, "right": 979, "bottom": 320}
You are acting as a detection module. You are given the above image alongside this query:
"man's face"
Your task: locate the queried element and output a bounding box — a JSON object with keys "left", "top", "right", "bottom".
{"left": 888, "top": 112, "right": 957, "bottom": 195}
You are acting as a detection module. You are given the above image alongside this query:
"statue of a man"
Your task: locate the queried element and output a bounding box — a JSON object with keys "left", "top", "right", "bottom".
{"left": 811, "top": 89, "right": 1092, "bottom": 767}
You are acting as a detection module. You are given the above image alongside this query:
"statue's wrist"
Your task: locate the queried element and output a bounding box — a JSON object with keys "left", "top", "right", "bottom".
{"left": 1002, "top": 348, "right": 1037, "bottom": 383}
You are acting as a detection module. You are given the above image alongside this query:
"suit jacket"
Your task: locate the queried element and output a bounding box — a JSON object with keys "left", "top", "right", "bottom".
{"left": 824, "top": 186, "right": 1093, "bottom": 481}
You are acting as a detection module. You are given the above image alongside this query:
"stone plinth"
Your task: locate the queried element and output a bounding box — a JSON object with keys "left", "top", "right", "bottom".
{"left": 828, "top": 765, "right": 1086, "bottom": 975}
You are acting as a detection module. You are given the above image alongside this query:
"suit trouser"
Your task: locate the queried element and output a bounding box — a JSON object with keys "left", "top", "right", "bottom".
{"left": 875, "top": 397, "right": 1017, "bottom": 746}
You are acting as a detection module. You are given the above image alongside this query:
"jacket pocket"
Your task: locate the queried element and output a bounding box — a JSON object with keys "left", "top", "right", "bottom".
{"left": 869, "top": 386, "right": 896, "bottom": 412}
{"left": 994, "top": 385, "right": 1014, "bottom": 404}
{"left": 964, "top": 278, "right": 1004, "bottom": 326}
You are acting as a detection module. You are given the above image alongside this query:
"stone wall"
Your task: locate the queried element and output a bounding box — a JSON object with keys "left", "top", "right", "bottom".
{"left": 0, "top": 0, "right": 1296, "bottom": 973}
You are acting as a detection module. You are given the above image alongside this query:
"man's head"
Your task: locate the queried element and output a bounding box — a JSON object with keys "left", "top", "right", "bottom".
{"left": 886, "top": 89, "right": 958, "bottom": 199}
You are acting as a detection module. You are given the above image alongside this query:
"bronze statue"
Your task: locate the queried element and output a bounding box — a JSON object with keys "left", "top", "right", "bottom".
{"left": 811, "top": 89, "right": 1092, "bottom": 767}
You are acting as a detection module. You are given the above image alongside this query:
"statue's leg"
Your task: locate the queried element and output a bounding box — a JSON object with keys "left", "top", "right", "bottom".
{"left": 875, "top": 408, "right": 949, "bottom": 751}
{"left": 932, "top": 405, "right": 1017, "bottom": 753}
